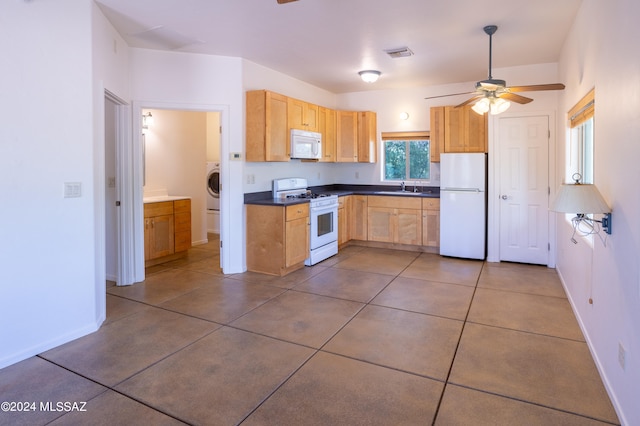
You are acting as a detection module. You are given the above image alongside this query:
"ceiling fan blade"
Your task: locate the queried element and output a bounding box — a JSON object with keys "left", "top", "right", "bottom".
{"left": 508, "top": 83, "right": 566, "bottom": 93}
{"left": 455, "top": 95, "right": 485, "bottom": 108}
{"left": 424, "top": 91, "right": 475, "bottom": 101}
{"left": 500, "top": 92, "right": 533, "bottom": 104}
{"left": 277, "top": 0, "right": 298, "bottom": 3}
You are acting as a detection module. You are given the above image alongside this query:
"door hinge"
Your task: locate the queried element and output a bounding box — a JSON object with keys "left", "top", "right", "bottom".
{"left": 219, "top": 125, "right": 222, "bottom": 134}
{"left": 548, "top": 187, "right": 550, "bottom": 195}
{"left": 220, "top": 240, "right": 222, "bottom": 248}
{"left": 548, "top": 243, "right": 551, "bottom": 251}
{"left": 548, "top": 129, "right": 551, "bottom": 139}
{"left": 115, "top": 201, "right": 121, "bottom": 206}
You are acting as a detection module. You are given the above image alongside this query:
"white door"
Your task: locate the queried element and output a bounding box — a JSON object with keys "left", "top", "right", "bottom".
{"left": 498, "top": 115, "right": 549, "bottom": 265}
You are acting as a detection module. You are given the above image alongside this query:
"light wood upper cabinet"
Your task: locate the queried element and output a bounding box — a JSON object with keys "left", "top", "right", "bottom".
{"left": 442, "top": 105, "right": 488, "bottom": 153}
{"left": 288, "top": 98, "right": 319, "bottom": 132}
{"left": 336, "top": 110, "right": 358, "bottom": 162}
{"left": 357, "top": 111, "right": 377, "bottom": 163}
{"left": 318, "top": 107, "right": 336, "bottom": 162}
{"left": 246, "top": 90, "right": 289, "bottom": 162}
{"left": 430, "top": 106, "right": 445, "bottom": 162}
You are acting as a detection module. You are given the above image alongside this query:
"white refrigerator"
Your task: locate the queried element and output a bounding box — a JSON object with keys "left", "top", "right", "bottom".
{"left": 439, "top": 153, "right": 487, "bottom": 259}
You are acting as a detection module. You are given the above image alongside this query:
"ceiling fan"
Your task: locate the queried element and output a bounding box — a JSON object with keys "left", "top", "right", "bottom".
{"left": 277, "top": 0, "right": 298, "bottom": 3}
{"left": 425, "top": 25, "right": 565, "bottom": 114}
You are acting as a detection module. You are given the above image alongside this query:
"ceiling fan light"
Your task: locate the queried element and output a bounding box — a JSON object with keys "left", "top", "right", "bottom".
{"left": 472, "top": 98, "right": 490, "bottom": 114}
{"left": 359, "top": 70, "right": 381, "bottom": 83}
{"left": 490, "top": 98, "right": 510, "bottom": 115}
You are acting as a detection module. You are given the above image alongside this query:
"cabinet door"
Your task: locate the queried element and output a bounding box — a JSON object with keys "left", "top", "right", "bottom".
{"left": 305, "top": 103, "right": 319, "bottom": 131}
{"left": 466, "top": 108, "right": 488, "bottom": 152}
{"left": 336, "top": 111, "right": 358, "bottom": 162}
{"left": 422, "top": 198, "right": 440, "bottom": 247}
{"left": 318, "top": 107, "right": 336, "bottom": 162}
{"left": 285, "top": 216, "right": 309, "bottom": 267}
{"left": 350, "top": 195, "right": 368, "bottom": 240}
{"left": 422, "top": 209, "right": 440, "bottom": 247}
{"left": 357, "top": 111, "right": 377, "bottom": 163}
{"left": 174, "top": 199, "right": 191, "bottom": 252}
{"left": 396, "top": 208, "right": 422, "bottom": 245}
{"left": 149, "top": 214, "right": 175, "bottom": 259}
{"left": 430, "top": 106, "right": 445, "bottom": 162}
{"left": 368, "top": 207, "right": 394, "bottom": 243}
{"left": 444, "top": 106, "right": 466, "bottom": 152}
{"left": 246, "top": 90, "right": 289, "bottom": 162}
{"left": 338, "top": 196, "right": 351, "bottom": 245}
{"left": 288, "top": 98, "right": 318, "bottom": 132}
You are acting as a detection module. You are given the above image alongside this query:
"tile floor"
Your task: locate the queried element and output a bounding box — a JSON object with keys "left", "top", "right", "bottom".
{"left": 1, "top": 236, "right": 620, "bottom": 425}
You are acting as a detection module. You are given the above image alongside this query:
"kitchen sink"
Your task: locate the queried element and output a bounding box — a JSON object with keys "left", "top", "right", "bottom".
{"left": 374, "top": 190, "right": 426, "bottom": 196}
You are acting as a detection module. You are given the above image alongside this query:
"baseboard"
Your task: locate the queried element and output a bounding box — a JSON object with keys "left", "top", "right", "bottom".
{"left": 556, "top": 268, "right": 627, "bottom": 425}
{"left": 0, "top": 321, "right": 100, "bottom": 370}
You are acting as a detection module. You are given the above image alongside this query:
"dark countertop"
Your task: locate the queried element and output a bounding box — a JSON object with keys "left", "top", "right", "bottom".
{"left": 245, "top": 184, "right": 440, "bottom": 206}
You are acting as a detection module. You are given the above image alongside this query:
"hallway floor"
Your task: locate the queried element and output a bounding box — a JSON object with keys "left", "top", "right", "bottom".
{"left": 1, "top": 237, "right": 619, "bottom": 425}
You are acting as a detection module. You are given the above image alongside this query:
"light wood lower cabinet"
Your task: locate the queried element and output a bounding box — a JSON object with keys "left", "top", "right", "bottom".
{"left": 350, "top": 195, "right": 368, "bottom": 241}
{"left": 338, "top": 195, "right": 351, "bottom": 246}
{"left": 144, "top": 199, "right": 191, "bottom": 266}
{"left": 247, "top": 203, "right": 310, "bottom": 276}
{"left": 367, "top": 196, "right": 422, "bottom": 245}
{"left": 422, "top": 198, "right": 440, "bottom": 248}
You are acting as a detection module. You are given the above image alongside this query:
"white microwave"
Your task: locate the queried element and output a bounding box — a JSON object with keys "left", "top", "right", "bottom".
{"left": 290, "top": 129, "right": 322, "bottom": 160}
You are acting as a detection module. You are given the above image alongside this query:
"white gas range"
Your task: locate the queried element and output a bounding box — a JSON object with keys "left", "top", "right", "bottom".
{"left": 272, "top": 178, "right": 339, "bottom": 266}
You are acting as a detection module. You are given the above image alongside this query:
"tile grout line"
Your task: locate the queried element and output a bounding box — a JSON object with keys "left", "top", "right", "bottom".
{"left": 430, "top": 259, "right": 486, "bottom": 426}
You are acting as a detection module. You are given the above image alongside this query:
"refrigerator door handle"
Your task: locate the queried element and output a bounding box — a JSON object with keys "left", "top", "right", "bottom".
{"left": 441, "top": 188, "right": 482, "bottom": 192}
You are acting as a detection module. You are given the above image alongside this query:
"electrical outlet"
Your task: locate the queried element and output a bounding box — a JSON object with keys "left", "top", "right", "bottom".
{"left": 246, "top": 174, "right": 255, "bottom": 184}
{"left": 618, "top": 342, "right": 626, "bottom": 370}
{"left": 355, "top": 172, "right": 360, "bottom": 179}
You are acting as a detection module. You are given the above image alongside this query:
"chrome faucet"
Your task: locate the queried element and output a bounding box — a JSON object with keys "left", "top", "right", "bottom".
{"left": 400, "top": 181, "right": 405, "bottom": 192}
{"left": 414, "top": 181, "right": 420, "bottom": 193}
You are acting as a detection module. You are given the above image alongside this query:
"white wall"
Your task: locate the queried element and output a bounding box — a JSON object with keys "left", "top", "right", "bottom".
{"left": 0, "top": 0, "right": 98, "bottom": 368}
{"left": 556, "top": 1, "right": 640, "bottom": 424}
{"left": 130, "top": 49, "right": 244, "bottom": 273}
{"left": 143, "top": 109, "right": 208, "bottom": 245}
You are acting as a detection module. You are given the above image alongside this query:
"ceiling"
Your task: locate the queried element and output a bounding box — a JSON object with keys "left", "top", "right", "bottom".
{"left": 96, "top": 0, "right": 582, "bottom": 94}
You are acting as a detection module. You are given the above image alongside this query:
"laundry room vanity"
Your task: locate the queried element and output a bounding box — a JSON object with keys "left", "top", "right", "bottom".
{"left": 143, "top": 196, "right": 192, "bottom": 267}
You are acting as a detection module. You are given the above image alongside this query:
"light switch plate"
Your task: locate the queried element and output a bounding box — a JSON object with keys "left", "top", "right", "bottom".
{"left": 64, "top": 182, "right": 82, "bottom": 198}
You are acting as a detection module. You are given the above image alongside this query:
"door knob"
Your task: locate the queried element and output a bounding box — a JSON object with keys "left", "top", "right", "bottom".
{"left": 501, "top": 195, "right": 508, "bottom": 200}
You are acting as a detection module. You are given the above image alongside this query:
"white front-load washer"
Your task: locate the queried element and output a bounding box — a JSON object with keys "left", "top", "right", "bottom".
{"left": 206, "top": 162, "right": 220, "bottom": 210}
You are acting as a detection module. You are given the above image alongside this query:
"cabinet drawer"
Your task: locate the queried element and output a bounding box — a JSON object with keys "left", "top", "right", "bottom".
{"left": 174, "top": 212, "right": 191, "bottom": 232}
{"left": 368, "top": 195, "right": 421, "bottom": 210}
{"left": 174, "top": 231, "right": 191, "bottom": 252}
{"left": 422, "top": 198, "right": 440, "bottom": 211}
{"left": 174, "top": 199, "right": 191, "bottom": 213}
{"left": 286, "top": 203, "right": 309, "bottom": 221}
{"left": 144, "top": 201, "right": 173, "bottom": 218}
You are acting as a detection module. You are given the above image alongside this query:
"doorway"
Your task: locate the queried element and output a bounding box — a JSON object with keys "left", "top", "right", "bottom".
{"left": 133, "top": 102, "right": 228, "bottom": 281}
{"left": 496, "top": 114, "right": 551, "bottom": 265}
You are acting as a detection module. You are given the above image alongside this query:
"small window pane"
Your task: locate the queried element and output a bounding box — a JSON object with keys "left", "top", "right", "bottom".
{"left": 384, "top": 141, "right": 406, "bottom": 180}
{"left": 408, "top": 140, "right": 430, "bottom": 179}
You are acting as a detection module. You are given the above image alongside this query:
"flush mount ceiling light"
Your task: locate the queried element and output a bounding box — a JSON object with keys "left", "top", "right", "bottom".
{"left": 359, "top": 70, "right": 381, "bottom": 83}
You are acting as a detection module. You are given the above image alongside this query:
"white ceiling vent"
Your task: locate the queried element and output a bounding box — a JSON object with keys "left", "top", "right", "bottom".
{"left": 384, "top": 47, "right": 414, "bottom": 58}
